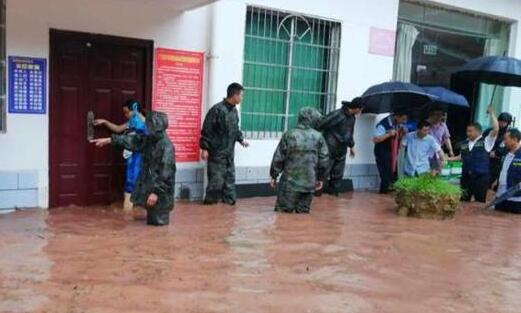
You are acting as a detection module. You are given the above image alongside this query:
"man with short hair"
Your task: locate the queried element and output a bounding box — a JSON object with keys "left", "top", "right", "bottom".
{"left": 401, "top": 120, "right": 444, "bottom": 176}
{"left": 450, "top": 106, "right": 499, "bottom": 203}
{"left": 200, "top": 83, "right": 249, "bottom": 205}
{"left": 495, "top": 128, "right": 521, "bottom": 214}
{"left": 317, "top": 97, "right": 363, "bottom": 196}
{"left": 373, "top": 111, "right": 408, "bottom": 193}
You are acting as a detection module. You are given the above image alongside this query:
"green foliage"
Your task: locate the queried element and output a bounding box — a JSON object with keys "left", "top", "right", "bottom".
{"left": 394, "top": 175, "right": 462, "bottom": 196}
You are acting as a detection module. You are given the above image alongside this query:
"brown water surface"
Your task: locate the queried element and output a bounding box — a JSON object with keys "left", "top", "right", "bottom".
{"left": 1, "top": 193, "right": 520, "bottom": 313}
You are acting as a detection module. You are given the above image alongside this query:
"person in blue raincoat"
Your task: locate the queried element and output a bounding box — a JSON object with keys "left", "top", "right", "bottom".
{"left": 93, "top": 99, "right": 147, "bottom": 210}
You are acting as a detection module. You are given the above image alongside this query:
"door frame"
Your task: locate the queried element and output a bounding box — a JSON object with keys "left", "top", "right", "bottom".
{"left": 49, "top": 29, "right": 154, "bottom": 208}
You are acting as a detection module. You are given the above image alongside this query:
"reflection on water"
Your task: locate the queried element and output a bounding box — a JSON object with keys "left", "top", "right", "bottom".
{"left": 0, "top": 194, "right": 521, "bottom": 313}
{"left": 226, "top": 203, "right": 275, "bottom": 295}
{"left": 0, "top": 210, "right": 51, "bottom": 313}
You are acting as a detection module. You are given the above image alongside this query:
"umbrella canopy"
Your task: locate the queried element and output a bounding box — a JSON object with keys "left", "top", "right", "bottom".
{"left": 422, "top": 86, "right": 469, "bottom": 108}
{"left": 453, "top": 56, "right": 521, "bottom": 87}
{"left": 360, "top": 81, "right": 437, "bottom": 114}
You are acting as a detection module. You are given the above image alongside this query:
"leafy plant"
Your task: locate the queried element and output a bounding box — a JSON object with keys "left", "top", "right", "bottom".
{"left": 394, "top": 175, "right": 461, "bottom": 197}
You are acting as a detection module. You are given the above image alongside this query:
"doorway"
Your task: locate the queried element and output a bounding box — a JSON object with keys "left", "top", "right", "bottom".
{"left": 49, "top": 30, "right": 153, "bottom": 208}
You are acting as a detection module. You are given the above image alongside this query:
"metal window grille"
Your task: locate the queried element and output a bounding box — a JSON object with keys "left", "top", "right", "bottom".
{"left": 0, "top": 0, "right": 5, "bottom": 133}
{"left": 242, "top": 6, "right": 341, "bottom": 139}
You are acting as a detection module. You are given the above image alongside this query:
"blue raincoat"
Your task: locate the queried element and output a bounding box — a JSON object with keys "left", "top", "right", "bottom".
{"left": 124, "top": 103, "right": 147, "bottom": 193}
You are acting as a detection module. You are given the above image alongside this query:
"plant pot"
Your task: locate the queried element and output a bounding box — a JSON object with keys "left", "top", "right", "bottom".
{"left": 395, "top": 191, "right": 460, "bottom": 220}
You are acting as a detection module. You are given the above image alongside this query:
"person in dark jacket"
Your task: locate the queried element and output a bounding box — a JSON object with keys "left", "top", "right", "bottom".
{"left": 91, "top": 111, "right": 176, "bottom": 226}
{"left": 200, "top": 83, "right": 249, "bottom": 205}
{"left": 270, "top": 107, "right": 329, "bottom": 213}
{"left": 316, "top": 97, "right": 363, "bottom": 196}
{"left": 372, "top": 111, "right": 409, "bottom": 194}
{"left": 494, "top": 128, "right": 521, "bottom": 213}
{"left": 449, "top": 106, "right": 499, "bottom": 203}
{"left": 484, "top": 112, "right": 513, "bottom": 187}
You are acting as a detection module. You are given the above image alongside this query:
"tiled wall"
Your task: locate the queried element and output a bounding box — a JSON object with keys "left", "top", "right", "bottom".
{"left": 0, "top": 164, "right": 380, "bottom": 210}
{"left": 346, "top": 163, "right": 380, "bottom": 191}
{"left": 234, "top": 164, "right": 379, "bottom": 190}
{"left": 174, "top": 166, "right": 205, "bottom": 201}
{"left": 0, "top": 171, "right": 39, "bottom": 210}
{"left": 173, "top": 163, "right": 380, "bottom": 201}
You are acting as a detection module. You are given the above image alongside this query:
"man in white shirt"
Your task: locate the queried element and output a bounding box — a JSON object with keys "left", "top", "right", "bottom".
{"left": 495, "top": 128, "right": 521, "bottom": 214}
{"left": 451, "top": 106, "right": 499, "bottom": 203}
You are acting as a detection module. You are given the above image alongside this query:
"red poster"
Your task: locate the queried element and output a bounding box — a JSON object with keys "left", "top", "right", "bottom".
{"left": 153, "top": 48, "right": 204, "bottom": 162}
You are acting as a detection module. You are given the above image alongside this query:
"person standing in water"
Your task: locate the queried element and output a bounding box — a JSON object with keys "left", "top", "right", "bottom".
{"left": 91, "top": 111, "right": 176, "bottom": 226}
{"left": 93, "top": 99, "right": 146, "bottom": 210}
{"left": 372, "top": 110, "right": 409, "bottom": 193}
{"left": 316, "top": 98, "right": 363, "bottom": 196}
{"left": 270, "top": 107, "right": 329, "bottom": 214}
{"left": 426, "top": 106, "right": 454, "bottom": 174}
{"left": 449, "top": 106, "right": 499, "bottom": 203}
{"left": 200, "top": 83, "right": 249, "bottom": 205}
{"left": 484, "top": 112, "right": 513, "bottom": 188}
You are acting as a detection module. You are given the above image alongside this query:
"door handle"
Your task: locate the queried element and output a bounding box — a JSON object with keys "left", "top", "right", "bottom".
{"left": 87, "top": 110, "right": 94, "bottom": 141}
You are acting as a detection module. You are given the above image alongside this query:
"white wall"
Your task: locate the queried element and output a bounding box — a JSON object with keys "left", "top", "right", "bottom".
{"left": 216, "top": 0, "right": 402, "bottom": 167}
{"left": 225, "top": 0, "right": 521, "bottom": 167}
{"left": 0, "top": 0, "right": 212, "bottom": 208}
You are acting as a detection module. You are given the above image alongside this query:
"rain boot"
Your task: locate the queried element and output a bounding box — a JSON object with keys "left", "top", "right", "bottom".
{"left": 146, "top": 208, "right": 170, "bottom": 226}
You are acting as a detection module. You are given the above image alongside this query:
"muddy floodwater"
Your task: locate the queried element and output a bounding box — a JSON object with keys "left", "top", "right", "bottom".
{"left": 1, "top": 192, "right": 521, "bottom": 313}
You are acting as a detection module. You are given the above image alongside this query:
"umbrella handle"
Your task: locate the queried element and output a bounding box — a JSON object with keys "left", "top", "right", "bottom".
{"left": 487, "top": 85, "right": 498, "bottom": 116}
{"left": 490, "top": 85, "right": 498, "bottom": 104}
{"left": 488, "top": 51, "right": 506, "bottom": 113}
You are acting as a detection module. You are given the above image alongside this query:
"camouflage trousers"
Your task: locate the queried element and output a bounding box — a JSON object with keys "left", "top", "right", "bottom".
{"left": 322, "top": 145, "right": 347, "bottom": 195}
{"left": 274, "top": 182, "right": 313, "bottom": 214}
{"left": 205, "top": 157, "right": 236, "bottom": 204}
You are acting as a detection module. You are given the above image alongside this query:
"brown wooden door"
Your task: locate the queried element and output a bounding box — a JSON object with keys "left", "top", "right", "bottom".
{"left": 50, "top": 30, "right": 152, "bottom": 208}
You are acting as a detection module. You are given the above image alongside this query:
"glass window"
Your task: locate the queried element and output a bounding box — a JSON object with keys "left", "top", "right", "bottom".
{"left": 394, "top": 1, "right": 511, "bottom": 142}
{"left": 242, "top": 7, "right": 340, "bottom": 138}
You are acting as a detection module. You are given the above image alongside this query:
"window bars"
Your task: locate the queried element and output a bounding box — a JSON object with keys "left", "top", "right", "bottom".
{"left": 242, "top": 6, "right": 341, "bottom": 139}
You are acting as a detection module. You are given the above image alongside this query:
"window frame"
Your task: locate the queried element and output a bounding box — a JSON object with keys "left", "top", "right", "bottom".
{"left": 241, "top": 6, "right": 341, "bottom": 139}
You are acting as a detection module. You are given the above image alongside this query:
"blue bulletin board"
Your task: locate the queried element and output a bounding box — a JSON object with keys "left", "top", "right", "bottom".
{"left": 8, "top": 56, "right": 47, "bottom": 114}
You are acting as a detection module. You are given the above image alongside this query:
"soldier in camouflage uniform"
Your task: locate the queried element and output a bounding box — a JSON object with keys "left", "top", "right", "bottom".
{"left": 92, "top": 111, "right": 176, "bottom": 226}
{"left": 316, "top": 98, "right": 363, "bottom": 196}
{"left": 270, "top": 107, "right": 329, "bottom": 214}
{"left": 200, "top": 83, "right": 249, "bottom": 205}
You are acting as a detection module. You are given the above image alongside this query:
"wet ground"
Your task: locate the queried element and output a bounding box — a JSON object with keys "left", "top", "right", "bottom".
{"left": 1, "top": 192, "right": 521, "bottom": 313}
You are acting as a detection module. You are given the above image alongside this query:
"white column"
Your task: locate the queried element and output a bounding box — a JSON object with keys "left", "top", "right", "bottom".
{"left": 206, "top": 0, "right": 247, "bottom": 108}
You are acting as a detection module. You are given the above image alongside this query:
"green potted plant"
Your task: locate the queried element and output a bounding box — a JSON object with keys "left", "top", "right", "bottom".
{"left": 394, "top": 175, "right": 461, "bottom": 220}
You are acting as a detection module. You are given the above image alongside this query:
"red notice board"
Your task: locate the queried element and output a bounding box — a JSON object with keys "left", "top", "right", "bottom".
{"left": 153, "top": 48, "right": 204, "bottom": 162}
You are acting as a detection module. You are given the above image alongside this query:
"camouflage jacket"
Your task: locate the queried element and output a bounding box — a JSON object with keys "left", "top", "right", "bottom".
{"left": 270, "top": 107, "right": 329, "bottom": 192}
{"left": 199, "top": 100, "right": 244, "bottom": 160}
{"left": 112, "top": 111, "right": 176, "bottom": 211}
{"left": 317, "top": 108, "right": 356, "bottom": 149}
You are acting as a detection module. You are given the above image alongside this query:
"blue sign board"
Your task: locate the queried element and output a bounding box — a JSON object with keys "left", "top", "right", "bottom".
{"left": 8, "top": 56, "right": 46, "bottom": 114}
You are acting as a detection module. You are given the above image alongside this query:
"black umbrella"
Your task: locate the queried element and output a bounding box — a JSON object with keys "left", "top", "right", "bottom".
{"left": 422, "top": 86, "right": 469, "bottom": 108}
{"left": 360, "top": 81, "right": 437, "bottom": 114}
{"left": 485, "top": 182, "right": 521, "bottom": 210}
{"left": 454, "top": 56, "right": 521, "bottom": 87}
{"left": 453, "top": 55, "right": 521, "bottom": 102}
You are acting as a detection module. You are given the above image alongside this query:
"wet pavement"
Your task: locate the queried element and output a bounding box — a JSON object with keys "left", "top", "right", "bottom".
{"left": 1, "top": 192, "right": 521, "bottom": 313}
